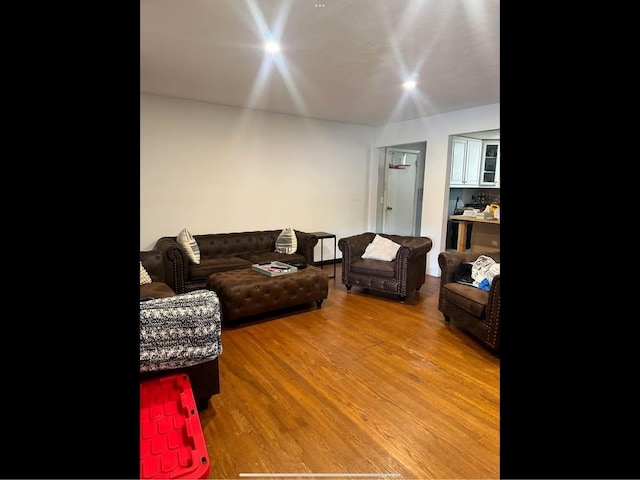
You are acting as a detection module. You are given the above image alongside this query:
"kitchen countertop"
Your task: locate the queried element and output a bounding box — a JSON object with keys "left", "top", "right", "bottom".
{"left": 449, "top": 215, "right": 499, "bottom": 252}
{"left": 449, "top": 214, "right": 500, "bottom": 224}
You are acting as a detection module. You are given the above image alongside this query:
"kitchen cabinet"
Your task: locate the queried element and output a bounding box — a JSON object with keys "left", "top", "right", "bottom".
{"left": 450, "top": 137, "right": 482, "bottom": 187}
{"left": 480, "top": 141, "right": 500, "bottom": 187}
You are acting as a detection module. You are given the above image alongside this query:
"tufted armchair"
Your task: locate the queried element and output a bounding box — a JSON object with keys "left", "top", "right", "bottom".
{"left": 338, "top": 232, "right": 433, "bottom": 301}
{"left": 437, "top": 249, "right": 500, "bottom": 354}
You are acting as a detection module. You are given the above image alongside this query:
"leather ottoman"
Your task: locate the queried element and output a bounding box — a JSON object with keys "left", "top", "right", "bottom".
{"left": 206, "top": 265, "right": 329, "bottom": 326}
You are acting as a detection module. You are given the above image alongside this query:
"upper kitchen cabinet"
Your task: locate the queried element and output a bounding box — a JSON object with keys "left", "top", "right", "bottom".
{"left": 480, "top": 141, "right": 500, "bottom": 187}
{"left": 450, "top": 136, "right": 482, "bottom": 187}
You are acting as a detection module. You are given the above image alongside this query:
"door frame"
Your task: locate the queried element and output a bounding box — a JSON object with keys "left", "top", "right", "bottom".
{"left": 374, "top": 142, "right": 426, "bottom": 235}
{"left": 382, "top": 149, "right": 419, "bottom": 235}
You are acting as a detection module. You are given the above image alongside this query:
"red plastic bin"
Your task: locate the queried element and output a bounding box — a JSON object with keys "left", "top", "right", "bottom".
{"left": 140, "top": 374, "right": 210, "bottom": 479}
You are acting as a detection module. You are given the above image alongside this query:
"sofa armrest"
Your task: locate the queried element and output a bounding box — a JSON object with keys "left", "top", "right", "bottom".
{"left": 489, "top": 273, "right": 500, "bottom": 303}
{"left": 294, "top": 230, "right": 319, "bottom": 265}
{"left": 394, "top": 236, "right": 433, "bottom": 261}
{"left": 154, "top": 237, "right": 187, "bottom": 293}
{"left": 140, "top": 250, "right": 165, "bottom": 283}
{"left": 486, "top": 273, "right": 500, "bottom": 349}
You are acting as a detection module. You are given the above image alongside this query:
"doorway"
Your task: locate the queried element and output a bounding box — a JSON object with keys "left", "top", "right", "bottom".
{"left": 383, "top": 149, "right": 418, "bottom": 235}
{"left": 376, "top": 142, "right": 426, "bottom": 236}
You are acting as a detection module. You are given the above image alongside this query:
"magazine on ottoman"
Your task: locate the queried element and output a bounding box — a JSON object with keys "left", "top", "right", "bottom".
{"left": 251, "top": 261, "right": 298, "bottom": 277}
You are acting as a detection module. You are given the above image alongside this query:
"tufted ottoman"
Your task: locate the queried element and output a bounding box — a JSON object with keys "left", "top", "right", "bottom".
{"left": 206, "top": 265, "right": 329, "bottom": 326}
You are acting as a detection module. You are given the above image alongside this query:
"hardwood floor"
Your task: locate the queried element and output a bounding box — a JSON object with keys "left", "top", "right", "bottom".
{"left": 199, "top": 263, "right": 500, "bottom": 480}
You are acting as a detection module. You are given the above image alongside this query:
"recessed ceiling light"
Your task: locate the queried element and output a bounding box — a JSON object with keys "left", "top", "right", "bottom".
{"left": 264, "top": 41, "right": 280, "bottom": 53}
{"left": 402, "top": 80, "right": 417, "bottom": 90}
{"left": 314, "top": 3, "right": 326, "bottom": 7}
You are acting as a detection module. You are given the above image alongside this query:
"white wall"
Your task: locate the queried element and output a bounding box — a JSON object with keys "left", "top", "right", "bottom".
{"left": 140, "top": 94, "right": 375, "bottom": 264}
{"left": 141, "top": 94, "right": 499, "bottom": 277}
{"left": 371, "top": 103, "right": 500, "bottom": 276}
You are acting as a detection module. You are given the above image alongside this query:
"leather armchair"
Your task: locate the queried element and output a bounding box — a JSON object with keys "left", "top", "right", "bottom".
{"left": 437, "top": 250, "right": 500, "bottom": 354}
{"left": 338, "top": 232, "right": 432, "bottom": 301}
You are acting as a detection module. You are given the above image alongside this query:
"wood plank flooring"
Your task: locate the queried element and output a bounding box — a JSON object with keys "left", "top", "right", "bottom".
{"left": 199, "top": 263, "right": 500, "bottom": 480}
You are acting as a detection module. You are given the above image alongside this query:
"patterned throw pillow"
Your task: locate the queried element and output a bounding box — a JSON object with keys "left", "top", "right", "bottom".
{"left": 361, "top": 234, "right": 402, "bottom": 261}
{"left": 140, "top": 261, "right": 152, "bottom": 285}
{"left": 275, "top": 227, "right": 298, "bottom": 254}
{"left": 177, "top": 228, "right": 201, "bottom": 264}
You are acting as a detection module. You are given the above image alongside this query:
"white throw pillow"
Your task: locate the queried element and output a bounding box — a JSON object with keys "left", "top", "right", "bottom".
{"left": 361, "top": 234, "right": 402, "bottom": 261}
{"left": 177, "top": 228, "right": 201, "bottom": 264}
{"left": 140, "top": 261, "right": 152, "bottom": 285}
{"left": 275, "top": 227, "right": 298, "bottom": 254}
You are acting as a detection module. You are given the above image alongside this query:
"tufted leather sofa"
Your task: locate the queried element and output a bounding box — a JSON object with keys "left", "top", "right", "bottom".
{"left": 155, "top": 229, "right": 318, "bottom": 294}
{"left": 437, "top": 250, "right": 500, "bottom": 354}
{"left": 338, "top": 232, "right": 433, "bottom": 301}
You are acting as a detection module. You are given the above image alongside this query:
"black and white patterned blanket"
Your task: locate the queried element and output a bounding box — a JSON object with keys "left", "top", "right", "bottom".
{"left": 140, "top": 289, "right": 223, "bottom": 372}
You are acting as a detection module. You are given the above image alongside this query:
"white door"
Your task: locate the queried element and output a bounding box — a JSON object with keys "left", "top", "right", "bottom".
{"left": 383, "top": 151, "right": 418, "bottom": 236}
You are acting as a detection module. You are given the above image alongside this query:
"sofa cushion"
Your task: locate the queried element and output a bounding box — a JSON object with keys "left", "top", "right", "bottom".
{"left": 140, "top": 261, "right": 152, "bottom": 285}
{"left": 349, "top": 258, "right": 396, "bottom": 278}
{"left": 140, "top": 282, "right": 175, "bottom": 299}
{"left": 188, "top": 256, "right": 252, "bottom": 280}
{"left": 442, "top": 282, "right": 488, "bottom": 318}
{"left": 178, "top": 228, "right": 201, "bottom": 264}
{"left": 361, "top": 234, "right": 401, "bottom": 261}
{"left": 275, "top": 227, "right": 297, "bottom": 254}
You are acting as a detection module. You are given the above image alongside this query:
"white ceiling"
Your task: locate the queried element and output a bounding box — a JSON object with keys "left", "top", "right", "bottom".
{"left": 140, "top": 0, "right": 500, "bottom": 127}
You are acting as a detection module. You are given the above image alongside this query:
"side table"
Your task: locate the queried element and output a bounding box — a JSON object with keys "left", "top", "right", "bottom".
{"left": 310, "top": 232, "right": 336, "bottom": 279}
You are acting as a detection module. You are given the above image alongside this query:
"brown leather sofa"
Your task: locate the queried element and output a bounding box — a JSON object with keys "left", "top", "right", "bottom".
{"left": 140, "top": 249, "right": 176, "bottom": 299}
{"left": 338, "top": 232, "right": 433, "bottom": 301}
{"left": 140, "top": 250, "right": 221, "bottom": 410}
{"left": 155, "top": 229, "right": 319, "bottom": 293}
{"left": 437, "top": 250, "right": 500, "bottom": 354}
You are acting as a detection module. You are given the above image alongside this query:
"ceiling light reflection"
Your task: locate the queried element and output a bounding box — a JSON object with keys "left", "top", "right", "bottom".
{"left": 402, "top": 80, "right": 417, "bottom": 89}
{"left": 264, "top": 41, "right": 280, "bottom": 53}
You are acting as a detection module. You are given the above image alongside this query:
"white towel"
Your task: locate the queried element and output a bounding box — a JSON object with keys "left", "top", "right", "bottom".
{"left": 471, "top": 255, "right": 499, "bottom": 287}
